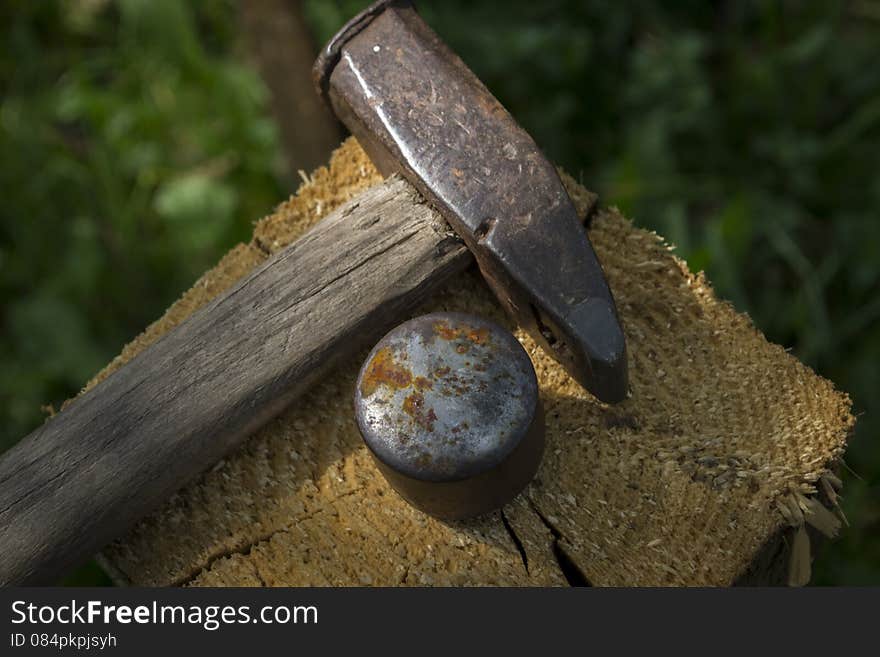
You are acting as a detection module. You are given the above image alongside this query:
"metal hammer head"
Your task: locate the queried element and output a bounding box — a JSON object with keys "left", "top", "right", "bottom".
{"left": 314, "top": 0, "right": 628, "bottom": 403}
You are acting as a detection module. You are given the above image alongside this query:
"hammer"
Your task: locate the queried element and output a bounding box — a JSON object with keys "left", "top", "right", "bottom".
{"left": 0, "top": 0, "right": 626, "bottom": 585}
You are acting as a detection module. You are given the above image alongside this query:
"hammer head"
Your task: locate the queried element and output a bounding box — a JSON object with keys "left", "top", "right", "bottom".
{"left": 314, "top": 0, "right": 628, "bottom": 403}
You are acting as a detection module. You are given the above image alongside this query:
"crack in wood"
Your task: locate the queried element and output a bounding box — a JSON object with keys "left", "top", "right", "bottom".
{"left": 173, "top": 486, "right": 366, "bottom": 587}
{"left": 527, "top": 498, "right": 591, "bottom": 587}
{"left": 499, "top": 509, "right": 529, "bottom": 575}
{"left": 249, "top": 560, "right": 268, "bottom": 587}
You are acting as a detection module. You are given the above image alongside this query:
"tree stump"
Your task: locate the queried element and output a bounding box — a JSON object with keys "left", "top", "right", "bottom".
{"left": 90, "top": 138, "right": 853, "bottom": 586}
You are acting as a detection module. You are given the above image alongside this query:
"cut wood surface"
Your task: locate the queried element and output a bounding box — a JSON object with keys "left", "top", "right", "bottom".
{"left": 93, "top": 138, "right": 853, "bottom": 586}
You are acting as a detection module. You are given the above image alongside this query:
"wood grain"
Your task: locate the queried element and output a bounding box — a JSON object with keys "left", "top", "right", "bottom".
{"left": 93, "top": 139, "right": 854, "bottom": 588}
{"left": 0, "top": 177, "right": 470, "bottom": 585}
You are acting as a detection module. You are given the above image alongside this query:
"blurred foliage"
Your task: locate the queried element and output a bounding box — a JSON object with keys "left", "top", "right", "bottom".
{"left": 0, "top": 0, "right": 284, "bottom": 452}
{"left": 1, "top": 0, "right": 877, "bottom": 584}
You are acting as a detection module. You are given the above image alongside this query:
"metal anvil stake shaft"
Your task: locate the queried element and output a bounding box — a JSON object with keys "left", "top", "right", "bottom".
{"left": 314, "top": 0, "right": 628, "bottom": 403}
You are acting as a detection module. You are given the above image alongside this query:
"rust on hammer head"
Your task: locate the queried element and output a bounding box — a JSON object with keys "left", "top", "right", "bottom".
{"left": 315, "top": 0, "right": 628, "bottom": 403}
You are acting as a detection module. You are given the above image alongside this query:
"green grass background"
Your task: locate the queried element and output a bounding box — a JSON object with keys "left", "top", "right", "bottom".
{"left": 1, "top": 0, "right": 877, "bottom": 585}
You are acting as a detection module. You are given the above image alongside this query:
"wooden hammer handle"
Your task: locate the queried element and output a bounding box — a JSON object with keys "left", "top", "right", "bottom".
{"left": 0, "top": 177, "right": 470, "bottom": 585}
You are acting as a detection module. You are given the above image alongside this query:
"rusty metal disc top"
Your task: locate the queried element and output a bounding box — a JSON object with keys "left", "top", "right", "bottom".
{"left": 354, "top": 312, "right": 544, "bottom": 520}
